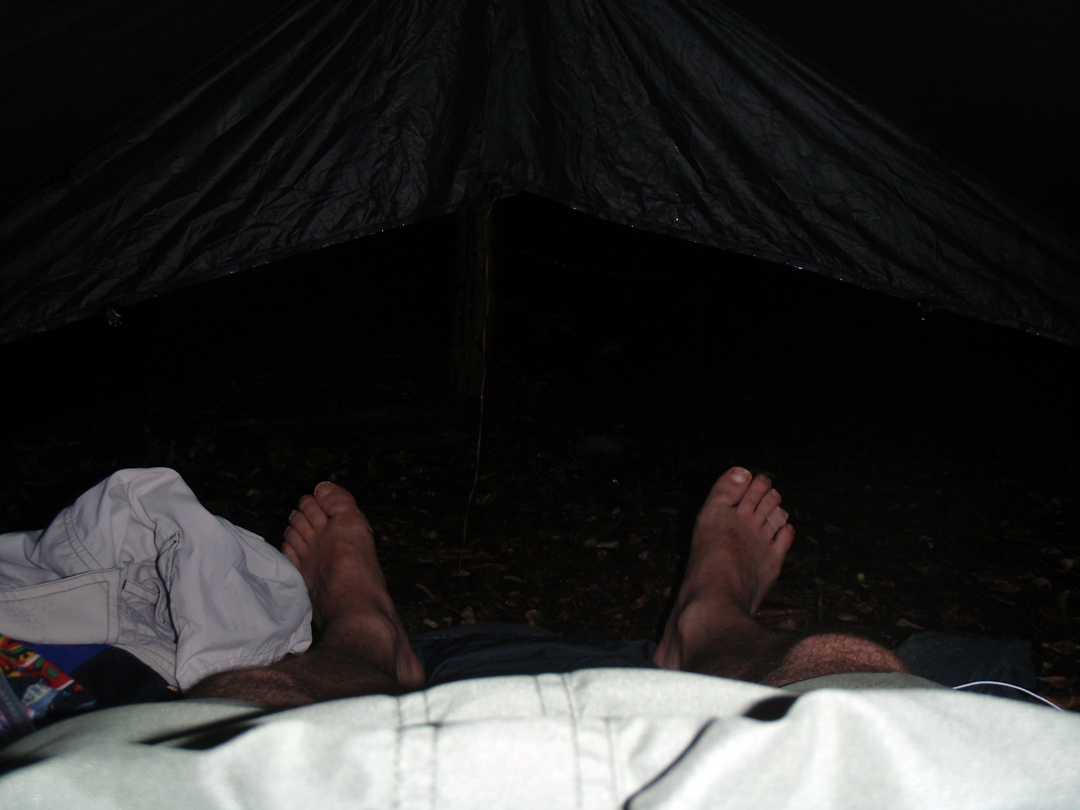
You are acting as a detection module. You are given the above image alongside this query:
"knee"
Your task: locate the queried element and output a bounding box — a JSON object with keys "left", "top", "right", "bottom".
{"left": 764, "top": 633, "right": 906, "bottom": 686}
{"left": 795, "top": 634, "right": 906, "bottom": 672}
{"left": 186, "top": 667, "right": 312, "bottom": 709}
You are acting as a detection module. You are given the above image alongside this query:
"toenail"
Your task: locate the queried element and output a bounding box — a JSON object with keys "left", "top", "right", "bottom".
{"left": 314, "top": 481, "right": 333, "bottom": 497}
{"left": 730, "top": 467, "right": 751, "bottom": 483}
{"left": 288, "top": 510, "right": 297, "bottom": 520}
{"left": 758, "top": 474, "right": 771, "bottom": 485}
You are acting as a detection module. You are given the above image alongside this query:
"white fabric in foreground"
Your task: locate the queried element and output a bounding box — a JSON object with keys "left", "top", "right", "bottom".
{"left": 0, "top": 468, "right": 311, "bottom": 688}
{"left": 3, "top": 668, "right": 1078, "bottom": 808}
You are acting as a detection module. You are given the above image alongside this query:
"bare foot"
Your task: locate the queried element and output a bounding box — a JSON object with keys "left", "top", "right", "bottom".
{"left": 653, "top": 467, "right": 795, "bottom": 671}
{"left": 283, "top": 482, "right": 424, "bottom": 691}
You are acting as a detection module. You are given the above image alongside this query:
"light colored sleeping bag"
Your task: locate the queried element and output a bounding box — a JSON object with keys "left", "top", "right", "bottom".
{"left": 3, "top": 668, "right": 1078, "bottom": 809}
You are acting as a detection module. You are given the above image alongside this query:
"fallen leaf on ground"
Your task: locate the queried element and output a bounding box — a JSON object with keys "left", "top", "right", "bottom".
{"left": 1043, "top": 640, "right": 1076, "bottom": 656}
{"left": 415, "top": 583, "right": 437, "bottom": 601}
{"left": 1038, "top": 675, "right": 1078, "bottom": 688}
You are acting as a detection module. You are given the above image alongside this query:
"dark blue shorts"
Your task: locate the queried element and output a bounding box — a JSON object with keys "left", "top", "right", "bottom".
{"left": 409, "top": 623, "right": 658, "bottom": 688}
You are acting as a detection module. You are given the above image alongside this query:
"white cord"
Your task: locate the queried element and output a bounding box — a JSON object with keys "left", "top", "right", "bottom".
{"left": 952, "top": 680, "right": 1064, "bottom": 711}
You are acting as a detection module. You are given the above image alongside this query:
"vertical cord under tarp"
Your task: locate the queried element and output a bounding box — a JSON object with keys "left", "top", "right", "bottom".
{"left": 461, "top": 198, "right": 495, "bottom": 554}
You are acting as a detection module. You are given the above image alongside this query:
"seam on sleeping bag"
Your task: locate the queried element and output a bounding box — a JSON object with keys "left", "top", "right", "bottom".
{"left": 605, "top": 719, "right": 620, "bottom": 803}
{"left": 427, "top": 713, "right": 437, "bottom": 810}
{"left": 393, "top": 701, "right": 403, "bottom": 810}
{"left": 562, "top": 671, "right": 579, "bottom": 718}
{"left": 566, "top": 677, "right": 583, "bottom": 810}
{"left": 531, "top": 675, "right": 544, "bottom": 718}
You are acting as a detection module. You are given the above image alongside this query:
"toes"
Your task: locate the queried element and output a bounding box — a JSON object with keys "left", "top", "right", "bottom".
{"left": 313, "top": 481, "right": 366, "bottom": 520}
{"left": 765, "top": 506, "right": 789, "bottom": 533}
{"left": 773, "top": 523, "right": 796, "bottom": 555}
{"left": 284, "top": 525, "right": 308, "bottom": 552}
{"left": 282, "top": 542, "right": 314, "bottom": 591}
{"left": 298, "top": 494, "right": 329, "bottom": 533}
{"left": 755, "top": 489, "right": 782, "bottom": 523}
{"left": 288, "top": 509, "right": 316, "bottom": 544}
{"left": 737, "top": 474, "right": 774, "bottom": 514}
{"left": 708, "top": 467, "right": 754, "bottom": 505}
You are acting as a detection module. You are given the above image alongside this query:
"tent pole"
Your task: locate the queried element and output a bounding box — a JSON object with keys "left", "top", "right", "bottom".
{"left": 449, "top": 198, "right": 497, "bottom": 398}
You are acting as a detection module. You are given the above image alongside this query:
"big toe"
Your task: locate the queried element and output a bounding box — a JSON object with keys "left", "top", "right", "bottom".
{"left": 313, "top": 480, "right": 362, "bottom": 517}
{"left": 708, "top": 467, "right": 754, "bottom": 505}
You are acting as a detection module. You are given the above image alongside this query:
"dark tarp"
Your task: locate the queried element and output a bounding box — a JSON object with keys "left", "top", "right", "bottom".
{"left": 716, "top": 0, "right": 1080, "bottom": 250}
{"left": 2, "top": 0, "right": 1078, "bottom": 344}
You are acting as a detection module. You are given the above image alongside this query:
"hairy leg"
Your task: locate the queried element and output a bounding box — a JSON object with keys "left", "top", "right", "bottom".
{"left": 654, "top": 467, "right": 905, "bottom": 686}
{"left": 187, "top": 482, "right": 425, "bottom": 708}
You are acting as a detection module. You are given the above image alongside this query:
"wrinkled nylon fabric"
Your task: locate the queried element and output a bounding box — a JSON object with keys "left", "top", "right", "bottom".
{"left": 2, "top": 669, "right": 1079, "bottom": 808}
{"left": 1, "top": 0, "right": 1078, "bottom": 344}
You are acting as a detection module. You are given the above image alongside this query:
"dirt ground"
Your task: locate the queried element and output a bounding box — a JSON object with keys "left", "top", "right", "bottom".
{"left": 2, "top": 196, "right": 1077, "bottom": 708}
